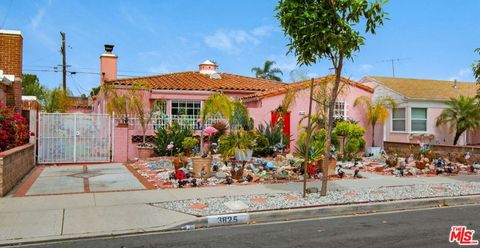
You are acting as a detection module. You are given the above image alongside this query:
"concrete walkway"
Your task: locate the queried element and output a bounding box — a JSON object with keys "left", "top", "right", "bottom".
{"left": 0, "top": 172, "right": 477, "bottom": 245}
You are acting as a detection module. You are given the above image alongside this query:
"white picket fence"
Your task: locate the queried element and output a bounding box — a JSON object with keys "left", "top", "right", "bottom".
{"left": 117, "top": 115, "right": 229, "bottom": 131}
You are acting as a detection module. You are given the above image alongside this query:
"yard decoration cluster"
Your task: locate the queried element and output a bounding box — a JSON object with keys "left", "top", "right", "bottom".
{"left": 0, "top": 103, "right": 29, "bottom": 152}
{"left": 347, "top": 144, "right": 480, "bottom": 177}
{"left": 130, "top": 154, "right": 357, "bottom": 189}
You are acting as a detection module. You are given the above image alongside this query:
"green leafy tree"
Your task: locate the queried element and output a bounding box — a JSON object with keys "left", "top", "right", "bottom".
{"left": 353, "top": 95, "right": 396, "bottom": 147}
{"left": 474, "top": 48, "right": 480, "bottom": 97}
{"left": 43, "top": 88, "right": 71, "bottom": 113}
{"left": 436, "top": 96, "right": 480, "bottom": 145}
{"left": 276, "top": 0, "right": 387, "bottom": 196}
{"left": 251, "top": 60, "right": 284, "bottom": 81}
{"left": 22, "top": 74, "right": 47, "bottom": 101}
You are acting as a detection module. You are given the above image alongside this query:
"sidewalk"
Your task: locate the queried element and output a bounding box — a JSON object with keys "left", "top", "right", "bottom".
{"left": 0, "top": 172, "right": 479, "bottom": 245}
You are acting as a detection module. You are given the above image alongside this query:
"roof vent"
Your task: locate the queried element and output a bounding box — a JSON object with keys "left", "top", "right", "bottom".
{"left": 452, "top": 79, "right": 458, "bottom": 89}
{"left": 209, "top": 73, "right": 222, "bottom": 79}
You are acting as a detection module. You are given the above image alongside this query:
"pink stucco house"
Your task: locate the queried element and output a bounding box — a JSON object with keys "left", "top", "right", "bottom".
{"left": 243, "top": 76, "right": 376, "bottom": 148}
{"left": 360, "top": 76, "right": 480, "bottom": 146}
{"left": 93, "top": 44, "right": 376, "bottom": 161}
{"left": 94, "top": 45, "right": 286, "bottom": 161}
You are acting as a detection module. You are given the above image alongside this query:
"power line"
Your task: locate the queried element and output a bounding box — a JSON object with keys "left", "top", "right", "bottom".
{"left": 23, "top": 68, "right": 142, "bottom": 77}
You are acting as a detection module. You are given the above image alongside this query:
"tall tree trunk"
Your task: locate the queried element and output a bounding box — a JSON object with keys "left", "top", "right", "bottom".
{"left": 453, "top": 129, "right": 463, "bottom": 145}
{"left": 320, "top": 54, "right": 344, "bottom": 196}
{"left": 371, "top": 123, "right": 375, "bottom": 147}
{"left": 200, "top": 129, "right": 205, "bottom": 155}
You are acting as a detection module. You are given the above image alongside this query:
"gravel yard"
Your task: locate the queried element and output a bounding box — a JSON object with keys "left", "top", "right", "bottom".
{"left": 154, "top": 182, "right": 480, "bottom": 216}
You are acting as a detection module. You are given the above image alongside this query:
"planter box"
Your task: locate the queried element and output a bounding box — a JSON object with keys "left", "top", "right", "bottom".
{"left": 366, "top": 147, "right": 382, "bottom": 158}
{"left": 0, "top": 143, "right": 35, "bottom": 197}
{"left": 235, "top": 149, "right": 253, "bottom": 161}
{"left": 137, "top": 146, "right": 154, "bottom": 159}
{"left": 191, "top": 157, "right": 212, "bottom": 178}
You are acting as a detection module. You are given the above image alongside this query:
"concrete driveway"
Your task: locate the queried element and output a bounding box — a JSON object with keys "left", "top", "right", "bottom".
{"left": 13, "top": 163, "right": 152, "bottom": 197}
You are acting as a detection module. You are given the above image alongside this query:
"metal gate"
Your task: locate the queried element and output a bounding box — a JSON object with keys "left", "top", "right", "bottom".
{"left": 38, "top": 113, "right": 111, "bottom": 163}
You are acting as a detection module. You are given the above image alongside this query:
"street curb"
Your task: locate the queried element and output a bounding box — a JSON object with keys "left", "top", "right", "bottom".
{"left": 175, "top": 194, "right": 480, "bottom": 229}
{"left": 2, "top": 195, "right": 480, "bottom": 246}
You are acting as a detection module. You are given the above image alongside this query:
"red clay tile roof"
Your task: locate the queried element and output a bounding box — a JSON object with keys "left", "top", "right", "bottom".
{"left": 242, "top": 75, "right": 373, "bottom": 101}
{"left": 68, "top": 96, "right": 91, "bottom": 108}
{"left": 104, "top": 71, "right": 286, "bottom": 92}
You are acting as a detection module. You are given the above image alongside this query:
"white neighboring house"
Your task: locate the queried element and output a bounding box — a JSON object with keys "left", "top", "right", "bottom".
{"left": 0, "top": 70, "right": 15, "bottom": 105}
{"left": 360, "top": 76, "right": 479, "bottom": 146}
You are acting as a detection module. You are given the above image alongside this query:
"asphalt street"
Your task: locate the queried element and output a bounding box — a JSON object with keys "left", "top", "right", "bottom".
{"left": 21, "top": 205, "right": 480, "bottom": 248}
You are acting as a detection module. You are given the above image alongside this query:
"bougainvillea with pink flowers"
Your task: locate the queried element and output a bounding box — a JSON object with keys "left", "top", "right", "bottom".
{"left": 0, "top": 103, "right": 30, "bottom": 152}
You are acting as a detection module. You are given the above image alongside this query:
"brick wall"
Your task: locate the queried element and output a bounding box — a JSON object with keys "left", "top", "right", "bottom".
{"left": 0, "top": 31, "right": 23, "bottom": 112}
{"left": 0, "top": 143, "right": 35, "bottom": 196}
{"left": 384, "top": 141, "right": 480, "bottom": 162}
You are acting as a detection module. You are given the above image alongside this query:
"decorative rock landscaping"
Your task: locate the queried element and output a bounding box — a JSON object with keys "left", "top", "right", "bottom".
{"left": 154, "top": 182, "right": 480, "bottom": 216}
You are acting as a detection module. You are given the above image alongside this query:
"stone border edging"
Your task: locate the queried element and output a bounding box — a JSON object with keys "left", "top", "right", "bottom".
{"left": 2, "top": 195, "right": 480, "bottom": 247}
{"left": 174, "top": 194, "right": 480, "bottom": 229}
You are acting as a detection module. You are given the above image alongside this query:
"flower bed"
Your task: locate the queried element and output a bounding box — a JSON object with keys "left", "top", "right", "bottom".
{"left": 0, "top": 102, "right": 30, "bottom": 152}
{"left": 128, "top": 155, "right": 360, "bottom": 189}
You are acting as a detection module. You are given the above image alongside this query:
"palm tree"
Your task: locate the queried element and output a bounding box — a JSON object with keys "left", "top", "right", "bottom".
{"left": 251, "top": 60, "right": 283, "bottom": 81}
{"left": 200, "top": 93, "right": 233, "bottom": 154}
{"left": 436, "top": 96, "right": 480, "bottom": 145}
{"left": 353, "top": 96, "right": 396, "bottom": 147}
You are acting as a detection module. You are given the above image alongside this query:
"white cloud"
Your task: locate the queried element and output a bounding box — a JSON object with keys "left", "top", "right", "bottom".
{"left": 204, "top": 25, "right": 275, "bottom": 54}
{"left": 30, "top": 8, "right": 45, "bottom": 29}
{"left": 251, "top": 25, "right": 276, "bottom": 37}
{"left": 306, "top": 72, "right": 319, "bottom": 79}
{"left": 359, "top": 64, "right": 374, "bottom": 72}
{"left": 449, "top": 68, "right": 472, "bottom": 81}
{"left": 149, "top": 64, "right": 169, "bottom": 74}
{"left": 204, "top": 30, "right": 258, "bottom": 53}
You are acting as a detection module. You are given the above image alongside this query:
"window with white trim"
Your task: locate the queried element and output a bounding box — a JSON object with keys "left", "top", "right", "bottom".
{"left": 392, "top": 108, "right": 406, "bottom": 131}
{"left": 171, "top": 100, "right": 201, "bottom": 116}
{"left": 411, "top": 108, "right": 427, "bottom": 132}
{"left": 334, "top": 101, "right": 346, "bottom": 119}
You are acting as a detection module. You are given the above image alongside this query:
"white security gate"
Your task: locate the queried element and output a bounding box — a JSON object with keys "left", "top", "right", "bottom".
{"left": 38, "top": 113, "right": 111, "bottom": 163}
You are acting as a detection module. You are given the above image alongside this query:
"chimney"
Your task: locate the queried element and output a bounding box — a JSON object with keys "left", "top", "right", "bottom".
{"left": 198, "top": 60, "right": 217, "bottom": 74}
{"left": 0, "top": 30, "right": 23, "bottom": 112}
{"left": 100, "top": 44, "right": 117, "bottom": 84}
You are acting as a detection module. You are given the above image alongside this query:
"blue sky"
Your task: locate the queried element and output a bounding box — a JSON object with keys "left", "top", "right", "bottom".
{"left": 1, "top": 0, "right": 479, "bottom": 95}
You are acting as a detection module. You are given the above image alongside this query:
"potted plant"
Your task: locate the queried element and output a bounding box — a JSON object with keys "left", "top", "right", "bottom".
{"left": 353, "top": 96, "right": 396, "bottom": 158}
{"left": 218, "top": 129, "right": 255, "bottom": 179}
{"left": 128, "top": 83, "right": 155, "bottom": 159}
{"left": 191, "top": 94, "right": 233, "bottom": 178}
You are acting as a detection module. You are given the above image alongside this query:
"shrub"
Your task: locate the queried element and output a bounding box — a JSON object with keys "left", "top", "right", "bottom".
{"left": 218, "top": 129, "right": 256, "bottom": 160}
{"left": 256, "top": 121, "right": 288, "bottom": 151}
{"left": 251, "top": 131, "right": 271, "bottom": 157}
{"left": 182, "top": 137, "right": 198, "bottom": 155}
{"left": 154, "top": 121, "right": 192, "bottom": 156}
{"left": 210, "top": 121, "right": 228, "bottom": 143}
{"left": 0, "top": 103, "right": 29, "bottom": 152}
{"left": 334, "top": 121, "right": 366, "bottom": 161}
